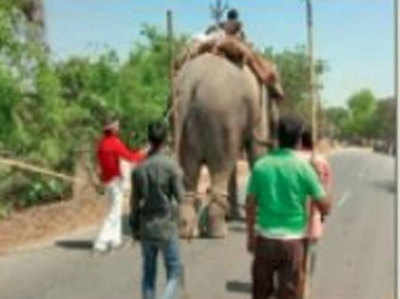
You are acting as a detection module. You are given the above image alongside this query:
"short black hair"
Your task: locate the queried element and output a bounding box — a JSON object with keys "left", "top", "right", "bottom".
{"left": 278, "top": 116, "right": 304, "bottom": 149}
{"left": 227, "top": 9, "right": 239, "bottom": 20}
{"left": 148, "top": 121, "right": 167, "bottom": 147}
{"left": 301, "top": 128, "right": 313, "bottom": 150}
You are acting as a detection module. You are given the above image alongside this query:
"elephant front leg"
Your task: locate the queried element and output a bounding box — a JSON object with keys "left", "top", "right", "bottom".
{"left": 207, "top": 192, "right": 229, "bottom": 238}
{"left": 206, "top": 170, "right": 232, "bottom": 238}
{"left": 179, "top": 193, "right": 199, "bottom": 239}
{"left": 227, "top": 165, "right": 241, "bottom": 220}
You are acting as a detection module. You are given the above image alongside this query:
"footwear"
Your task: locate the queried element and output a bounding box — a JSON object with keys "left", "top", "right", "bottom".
{"left": 91, "top": 243, "right": 110, "bottom": 257}
{"left": 110, "top": 240, "right": 130, "bottom": 250}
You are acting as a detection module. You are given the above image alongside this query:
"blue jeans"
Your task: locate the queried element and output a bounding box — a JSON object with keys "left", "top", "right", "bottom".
{"left": 141, "top": 236, "right": 182, "bottom": 299}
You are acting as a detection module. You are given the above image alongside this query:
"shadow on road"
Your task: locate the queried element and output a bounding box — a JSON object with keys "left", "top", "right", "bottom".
{"left": 55, "top": 240, "right": 93, "bottom": 250}
{"left": 373, "top": 180, "right": 396, "bottom": 194}
{"left": 229, "top": 225, "right": 247, "bottom": 233}
{"left": 226, "top": 280, "right": 251, "bottom": 293}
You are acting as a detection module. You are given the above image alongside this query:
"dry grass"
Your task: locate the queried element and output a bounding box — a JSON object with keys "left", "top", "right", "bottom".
{"left": 0, "top": 160, "right": 108, "bottom": 256}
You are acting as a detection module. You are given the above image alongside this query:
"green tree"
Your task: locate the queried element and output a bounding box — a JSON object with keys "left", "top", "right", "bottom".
{"left": 345, "top": 89, "right": 377, "bottom": 139}
{"left": 370, "top": 97, "right": 395, "bottom": 142}
{"left": 263, "top": 46, "right": 328, "bottom": 125}
{"left": 324, "top": 106, "right": 350, "bottom": 138}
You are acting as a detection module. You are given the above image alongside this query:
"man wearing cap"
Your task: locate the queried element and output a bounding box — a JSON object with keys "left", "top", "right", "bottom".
{"left": 93, "top": 118, "right": 146, "bottom": 253}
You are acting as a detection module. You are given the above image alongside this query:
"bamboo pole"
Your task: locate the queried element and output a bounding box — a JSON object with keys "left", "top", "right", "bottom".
{"left": 307, "top": 0, "right": 317, "bottom": 150}
{"left": 304, "top": 1, "right": 317, "bottom": 299}
{"left": 394, "top": 1, "right": 399, "bottom": 298}
{"left": 0, "top": 157, "right": 79, "bottom": 183}
{"left": 166, "top": 9, "right": 177, "bottom": 154}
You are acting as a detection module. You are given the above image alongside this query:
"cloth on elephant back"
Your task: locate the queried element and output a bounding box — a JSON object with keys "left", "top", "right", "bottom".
{"left": 174, "top": 36, "right": 277, "bottom": 89}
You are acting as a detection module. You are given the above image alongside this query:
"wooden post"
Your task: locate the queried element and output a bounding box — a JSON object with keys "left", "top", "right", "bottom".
{"left": 307, "top": 0, "right": 316, "bottom": 149}
{"left": 166, "top": 10, "right": 177, "bottom": 154}
{"left": 305, "top": 1, "right": 317, "bottom": 299}
{"left": 394, "top": 0, "right": 399, "bottom": 298}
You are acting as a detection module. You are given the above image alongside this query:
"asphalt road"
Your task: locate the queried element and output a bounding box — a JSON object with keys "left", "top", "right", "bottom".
{"left": 0, "top": 149, "right": 395, "bottom": 299}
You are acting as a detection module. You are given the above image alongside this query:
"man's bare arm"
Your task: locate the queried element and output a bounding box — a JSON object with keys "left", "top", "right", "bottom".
{"left": 312, "top": 196, "right": 332, "bottom": 217}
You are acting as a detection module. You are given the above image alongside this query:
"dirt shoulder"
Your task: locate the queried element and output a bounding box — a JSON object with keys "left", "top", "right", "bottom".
{"left": 0, "top": 196, "right": 107, "bottom": 256}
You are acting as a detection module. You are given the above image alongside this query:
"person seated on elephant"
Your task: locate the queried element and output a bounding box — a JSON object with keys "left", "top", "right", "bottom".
{"left": 210, "top": 10, "right": 282, "bottom": 92}
{"left": 245, "top": 116, "right": 331, "bottom": 299}
{"left": 222, "top": 8, "right": 246, "bottom": 41}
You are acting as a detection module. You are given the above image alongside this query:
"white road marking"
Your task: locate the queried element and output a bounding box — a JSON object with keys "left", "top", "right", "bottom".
{"left": 338, "top": 191, "right": 351, "bottom": 208}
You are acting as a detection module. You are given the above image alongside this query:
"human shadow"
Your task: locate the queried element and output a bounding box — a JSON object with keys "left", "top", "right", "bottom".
{"left": 226, "top": 280, "right": 251, "bottom": 294}
{"left": 373, "top": 180, "right": 396, "bottom": 194}
{"left": 55, "top": 215, "right": 133, "bottom": 251}
{"left": 55, "top": 240, "right": 93, "bottom": 251}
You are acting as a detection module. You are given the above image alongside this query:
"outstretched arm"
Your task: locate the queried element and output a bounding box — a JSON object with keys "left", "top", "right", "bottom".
{"left": 114, "top": 138, "right": 146, "bottom": 163}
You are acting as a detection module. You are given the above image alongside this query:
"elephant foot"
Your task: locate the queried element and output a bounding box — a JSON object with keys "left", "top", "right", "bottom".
{"left": 226, "top": 207, "right": 245, "bottom": 221}
{"left": 179, "top": 202, "right": 199, "bottom": 239}
{"left": 207, "top": 202, "right": 228, "bottom": 238}
{"left": 179, "top": 225, "right": 199, "bottom": 239}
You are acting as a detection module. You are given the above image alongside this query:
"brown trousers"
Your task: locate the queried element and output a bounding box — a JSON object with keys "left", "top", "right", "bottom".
{"left": 252, "top": 236, "right": 306, "bottom": 299}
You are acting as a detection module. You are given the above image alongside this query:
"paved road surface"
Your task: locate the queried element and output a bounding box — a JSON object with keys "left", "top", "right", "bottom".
{"left": 0, "top": 149, "right": 395, "bottom": 299}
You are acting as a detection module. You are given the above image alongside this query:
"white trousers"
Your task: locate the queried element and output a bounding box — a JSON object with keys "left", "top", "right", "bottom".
{"left": 94, "top": 178, "right": 124, "bottom": 251}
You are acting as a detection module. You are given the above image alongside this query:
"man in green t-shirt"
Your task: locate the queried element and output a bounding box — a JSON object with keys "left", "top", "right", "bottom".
{"left": 245, "top": 116, "right": 331, "bottom": 299}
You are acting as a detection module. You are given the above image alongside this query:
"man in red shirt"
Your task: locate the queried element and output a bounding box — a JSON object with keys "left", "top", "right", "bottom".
{"left": 93, "top": 118, "right": 146, "bottom": 253}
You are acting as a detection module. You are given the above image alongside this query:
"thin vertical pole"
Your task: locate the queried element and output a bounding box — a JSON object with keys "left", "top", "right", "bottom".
{"left": 307, "top": 0, "right": 317, "bottom": 152}
{"left": 305, "top": 2, "right": 316, "bottom": 299}
{"left": 394, "top": 0, "right": 399, "bottom": 298}
{"left": 166, "top": 10, "right": 176, "bottom": 152}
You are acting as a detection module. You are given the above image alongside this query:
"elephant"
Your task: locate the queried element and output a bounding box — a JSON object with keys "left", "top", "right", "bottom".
{"left": 173, "top": 53, "right": 283, "bottom": 238}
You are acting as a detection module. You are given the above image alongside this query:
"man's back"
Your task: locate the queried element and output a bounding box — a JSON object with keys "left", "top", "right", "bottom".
{"left": 131, "top": 152, "right": 184, "bottom": 241}
{"left": 134, "top": 154, "right": 183, "bottom": 209}
{"left": 248, "top": 148, "right": 325, "bottom": 238}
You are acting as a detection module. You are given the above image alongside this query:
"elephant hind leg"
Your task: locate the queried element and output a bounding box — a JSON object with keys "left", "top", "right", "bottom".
{"left": 227, "top": 165, "right": 242, "bottom": 220}
{"left": 178, "top": 141, "right": 203, "bottom": 239}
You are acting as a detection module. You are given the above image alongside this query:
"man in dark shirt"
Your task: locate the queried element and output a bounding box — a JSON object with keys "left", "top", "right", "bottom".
{"left": 130, "top": 121, "right": 184, "bottom": 299}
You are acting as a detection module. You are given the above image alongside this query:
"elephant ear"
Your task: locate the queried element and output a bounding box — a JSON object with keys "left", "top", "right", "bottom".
{"left": 267, "top": 64, "right": 285, "bottom": 101}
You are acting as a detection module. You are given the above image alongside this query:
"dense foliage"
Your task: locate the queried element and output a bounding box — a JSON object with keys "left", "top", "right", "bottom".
{"left": 0, "top": 2, "right": 186, "bottom": 215}
{"left": 325, "top": 89, "right": 395, "bottom": 147}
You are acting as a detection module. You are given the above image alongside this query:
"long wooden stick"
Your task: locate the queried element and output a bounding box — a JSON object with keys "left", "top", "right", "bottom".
{"left": 0, "top": 157, "right": 80, "bottom": 183}
{"left": 304, "top": 1, "right": 317, "bottom": 299}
